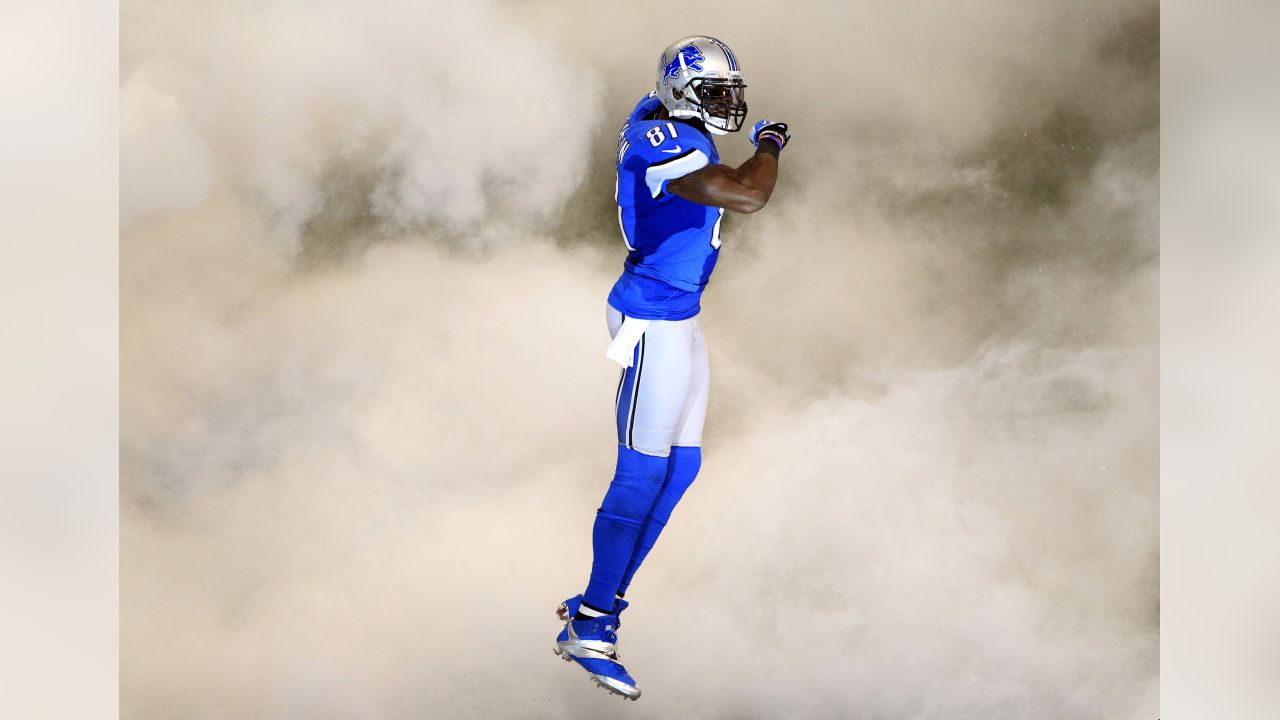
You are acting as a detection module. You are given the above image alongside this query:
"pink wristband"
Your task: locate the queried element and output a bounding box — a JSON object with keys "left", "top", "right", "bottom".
{"left": 759, "top": 132, "right": 784, "bottom": 150}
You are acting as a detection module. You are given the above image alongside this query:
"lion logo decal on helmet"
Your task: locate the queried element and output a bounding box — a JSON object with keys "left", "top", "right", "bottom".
{"left": 663, "top": 45, "right": 705, "bottom": 80}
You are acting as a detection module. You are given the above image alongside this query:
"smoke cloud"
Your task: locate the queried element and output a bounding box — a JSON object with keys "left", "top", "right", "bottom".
{"left": 122, "top": 0, "right": 1158, "bottom": 717}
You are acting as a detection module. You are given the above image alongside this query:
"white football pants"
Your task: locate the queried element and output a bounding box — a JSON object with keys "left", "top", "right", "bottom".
{"left": 608, "top": 303, "right": 710, "bottom": 457}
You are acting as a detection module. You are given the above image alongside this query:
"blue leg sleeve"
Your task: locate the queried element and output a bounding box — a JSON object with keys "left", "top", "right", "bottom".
{"left": 616, "top": 445, "right": 702, "bottom": 596}
{"left": 583, "top": 446, "right": 669, "bottom": 611}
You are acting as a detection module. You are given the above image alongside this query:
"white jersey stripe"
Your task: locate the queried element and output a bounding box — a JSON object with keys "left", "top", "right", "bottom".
{"left": 644, "top": 148, "right": 710, "bottom": 198}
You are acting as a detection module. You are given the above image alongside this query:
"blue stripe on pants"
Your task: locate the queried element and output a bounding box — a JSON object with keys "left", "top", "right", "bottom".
{"left": 614, "top": 332, "right": 645, "bottom": 448}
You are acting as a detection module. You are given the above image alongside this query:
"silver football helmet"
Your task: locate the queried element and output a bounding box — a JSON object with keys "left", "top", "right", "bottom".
{"left": 656, "top": 36, "right": 747, "bottom": 135}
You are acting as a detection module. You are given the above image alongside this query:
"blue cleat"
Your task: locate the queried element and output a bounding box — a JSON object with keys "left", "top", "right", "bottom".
{"left": 553, "top": 611, "right": 640, "bottom": 700}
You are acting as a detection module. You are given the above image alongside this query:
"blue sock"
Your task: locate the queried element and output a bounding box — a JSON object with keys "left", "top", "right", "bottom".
{"left": 583, "top": 446, "right": 669, "bottom": 611}
{"left": 616, "top": 445, "right": 702, "bottom": 596}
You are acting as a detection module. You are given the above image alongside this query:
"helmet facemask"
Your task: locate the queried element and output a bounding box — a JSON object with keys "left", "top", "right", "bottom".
{"left": 685, "top": 77, "right": 748, "bottom": 134}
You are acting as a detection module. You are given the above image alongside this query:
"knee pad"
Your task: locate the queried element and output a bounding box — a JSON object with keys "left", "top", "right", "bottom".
{"left": 666, "top": 445, "right": 702, "bottom": 494}
{"left": 647, "top": 445, "right": 702, "bottom": 524}
{"left": 598, "top": 445, "right": 669, "bottom": 523}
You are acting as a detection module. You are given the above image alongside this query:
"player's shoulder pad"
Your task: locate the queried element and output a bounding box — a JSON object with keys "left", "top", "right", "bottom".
{"left": 623, "top": 118, "right": 713, "bottom": 165}
{"left": 625, "top": 120, "right": 714, "bottom": 198}
{"left": 626, "top": 92, "right": 663, "bottom": 125}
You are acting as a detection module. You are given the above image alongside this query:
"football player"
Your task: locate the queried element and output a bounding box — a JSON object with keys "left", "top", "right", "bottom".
{"left": 553, "top": 35, "right": 790, "bottom": 700}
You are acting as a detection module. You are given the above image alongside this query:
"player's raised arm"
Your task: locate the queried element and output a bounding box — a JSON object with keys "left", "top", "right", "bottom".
{"left": 668, "top": 121, "right": 790, "bottom": 214}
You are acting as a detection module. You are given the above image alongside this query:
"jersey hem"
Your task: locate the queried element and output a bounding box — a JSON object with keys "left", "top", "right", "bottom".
{"left": 606, "top": 300, "right": 701, "bottom": 322}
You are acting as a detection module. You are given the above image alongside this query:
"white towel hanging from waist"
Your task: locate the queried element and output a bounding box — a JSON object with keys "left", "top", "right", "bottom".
{"left": 604, "top": 316, "right": 650, "bottom": 368}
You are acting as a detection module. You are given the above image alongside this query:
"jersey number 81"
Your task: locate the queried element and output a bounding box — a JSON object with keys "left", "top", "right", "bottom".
{"left": 646, "top": 122, "right": 680, "bottom": 148}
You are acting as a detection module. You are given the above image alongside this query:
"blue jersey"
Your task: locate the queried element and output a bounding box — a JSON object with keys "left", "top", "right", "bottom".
{"left": 606, "top": 94, "right": 725, "bottom": 320}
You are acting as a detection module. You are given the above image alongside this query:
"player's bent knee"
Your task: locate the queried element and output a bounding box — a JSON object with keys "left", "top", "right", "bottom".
{"left": 599, "top": 445, "right": 668, "bottom": 521}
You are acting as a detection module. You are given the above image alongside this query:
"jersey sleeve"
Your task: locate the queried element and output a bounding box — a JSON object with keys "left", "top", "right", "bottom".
{"left": 625, "top": 123, "right": 714, "bottom": 199}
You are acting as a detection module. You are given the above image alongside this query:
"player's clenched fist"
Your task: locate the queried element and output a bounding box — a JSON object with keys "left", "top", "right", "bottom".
{"left": 750, "top": 120, "right": 790, "bottom": 151}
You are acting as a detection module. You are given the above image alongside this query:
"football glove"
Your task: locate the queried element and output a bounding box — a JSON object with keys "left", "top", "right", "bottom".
{"left": 750, "top": 120, "right": 790, "bottom": 151}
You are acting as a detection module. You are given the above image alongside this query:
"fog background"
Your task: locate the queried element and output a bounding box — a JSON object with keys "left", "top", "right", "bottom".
{"left": 121, "top": 1, "right": 1158, "bottom": 718}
